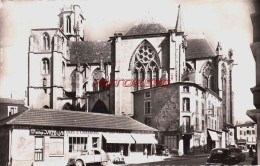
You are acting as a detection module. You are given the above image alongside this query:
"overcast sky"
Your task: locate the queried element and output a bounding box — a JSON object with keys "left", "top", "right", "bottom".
{"left": 0, "top": 0, "right": 255, "bottom": 122}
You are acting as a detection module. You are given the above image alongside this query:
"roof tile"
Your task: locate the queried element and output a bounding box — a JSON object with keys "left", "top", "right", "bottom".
{"left": 69, "top": 41, "right": 111, "bottom": 64}
{"left": 1, "top": 109, "right": 157, "bottom": 132}
{"left": 0, "top": 98, "right": 24, "bottom": 105}
{"left": 125, "top": 23, "right": 168, "bottom": 36}
{"left": 186, "top": 35, "right": 216, "bottom": 60}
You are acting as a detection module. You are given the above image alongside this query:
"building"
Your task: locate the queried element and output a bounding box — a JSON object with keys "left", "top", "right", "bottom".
{"left": 0, "top": 98, "right": 27, "bottom": 120}
{"left": 133, "top": 82, "right": 224, "bottom": 155}
{"left": 0, "top": 108, "right": 157, "bottom": 166}
{"left": 246, "top": 0, "right": 260, "bottom": 164}
{"left": 184, "top": 34, "right": 235, "bottom": 149}
{"left": 236, "top": 122, "right": 257, "bottom": 149}
{"left": 28, "top": 5, "right": 111, "bottom": 112}
{"left": 26, "top": 4, "right": 235, "bottom": 157}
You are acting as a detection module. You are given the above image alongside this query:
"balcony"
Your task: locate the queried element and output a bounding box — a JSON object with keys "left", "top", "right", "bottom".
{"left": 180, "top": 125, "right": 194, "bottom": 135}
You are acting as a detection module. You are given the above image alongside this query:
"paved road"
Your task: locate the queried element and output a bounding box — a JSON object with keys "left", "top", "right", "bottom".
{"left": 125, "top": 153, "right": 253, "bottom": 166}
{"left": 126, "top": 156, "right": 208, "bottom": 166}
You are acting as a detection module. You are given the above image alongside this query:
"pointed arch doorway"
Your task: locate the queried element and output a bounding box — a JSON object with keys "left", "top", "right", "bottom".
{"left": 91, "top": 99, "right": 109, "bottom": 114}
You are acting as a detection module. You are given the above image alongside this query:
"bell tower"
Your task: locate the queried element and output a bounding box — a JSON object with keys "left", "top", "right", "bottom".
{"left": 58, "top": 5, "right": 85, "bottom": 41}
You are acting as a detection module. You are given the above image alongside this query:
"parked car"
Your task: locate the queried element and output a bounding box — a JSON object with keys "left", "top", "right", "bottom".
{"left": 206, "top": 148, "right": 238, "bottom": 165}
{"left": 108, "top": 153, "right": 125, "bottom": 164}
{"left": 229, "top": 147, "right": 246, "bottom": 162}
{"left": 67, "top": 148, "right": 109, "bottom": 166}
{"left": 238, "top": 145, "right": 248, "bottom": 152}
{"left": 156, "top": 144, "right": 169, "bottom": 156}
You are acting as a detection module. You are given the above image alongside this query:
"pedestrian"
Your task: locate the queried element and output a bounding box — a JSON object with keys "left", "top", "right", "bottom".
{"left": 249, "top": 146, "right": 253, "bottom": 158}
{"left": 144, "top": 147, "right": 148, "bottom": 158}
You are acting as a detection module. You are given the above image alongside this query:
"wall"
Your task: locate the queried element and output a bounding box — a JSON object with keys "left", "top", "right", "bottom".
{"left": 0, "top": 103, "right": 27, "bottom": 120}
{"left": 112, "top": 33, "right": 184, "bottom": 116}
{"left": 28, "top": 29, "right": 68, "bottom": 109}
{"left": 133, "top": 84, "right": 180, "bottom": 143}
{"left": 9, "top": 127, "right": 103, "bottom": 166}
{"left": 236, "top": 124, "right": 257, "bottom": 144}
{"left": 88, "top": 90, "right": 110, "bottom": 113}
{"left": 0, "top": 127, "right": 9, "bottom": 166}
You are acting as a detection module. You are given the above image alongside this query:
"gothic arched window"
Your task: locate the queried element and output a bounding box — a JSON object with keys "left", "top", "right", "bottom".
{"left": 61, "top": 37, "right": 64, "bottom": 52}
{"left": 60, "top": 17, "right": 63, "bottom": 28}
{"left": 131, "top": 40, "right": 160, "bottom": 90}
{"left": 62, "top": 62, "right": 65, "bottom": 78}
{"left": 42, "top": 58, "right": 49, "bottom": 74}
{"left": 71, "top": 71, "right": 76, "bottom": 92}
{"left": 202, "top": 62, "right": 213, "bottom": 89}
{"left": 43, "top": 32, "right": 50, "bottom": 50}
{"left": 66, "top": 16, "right": 71, "bottom": 33}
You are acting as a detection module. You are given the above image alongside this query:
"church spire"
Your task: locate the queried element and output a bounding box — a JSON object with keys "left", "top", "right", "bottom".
{"left": 175, "top": 5, "right": 185, "bottom": 33}
{"left": 216, "top": 42, "right": 223, "bottom": 55}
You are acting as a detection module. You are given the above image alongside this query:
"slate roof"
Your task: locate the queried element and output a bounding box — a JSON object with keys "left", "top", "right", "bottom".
{"left": 0, "top": 98, "right": 24, "bottom": 105}
{"left": 236, "top": 122, "right": 256, "bottom": 127}
{"left": 125, "top": 23, "right": 168, "bottom": 36}
{"left": 69, "top": 41, "right": 111, "bottom": 64}
{"left": 186, "top": 35, "right": 216, "bottom": 60}
{"left": 0, "top": 109, "right": 157, "bottom": 132}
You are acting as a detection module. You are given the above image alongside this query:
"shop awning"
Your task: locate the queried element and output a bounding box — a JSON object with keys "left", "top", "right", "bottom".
{"left": 247, "top": 142, "right": 256, "bottom": 145}
{"left": 208, "top": 130, "right": 218, "bottom": 141}
{"left": 131, "top": 134, "right": 158, "bottom": 144}
{"left": 237, "top": 139, "right": 246, "bottom": 144}
{"left": 103, "top": 133, "right": 135, "bottom": 144}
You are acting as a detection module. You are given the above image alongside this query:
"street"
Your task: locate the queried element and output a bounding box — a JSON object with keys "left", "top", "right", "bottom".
{"left": 125, "top": 153, "right": 253, "bottom": 166}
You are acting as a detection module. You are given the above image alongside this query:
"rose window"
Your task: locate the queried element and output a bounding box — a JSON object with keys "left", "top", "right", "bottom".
{"left": 132, "top": 40, "right": 160, "bottom": 90}
{"left": 135, "top": 44, "right": 156, "bottom": 65}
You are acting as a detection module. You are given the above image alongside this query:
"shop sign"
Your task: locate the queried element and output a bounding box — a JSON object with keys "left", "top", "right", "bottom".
{"left": 30, "top": 129, "right": 64, "bottom": 137}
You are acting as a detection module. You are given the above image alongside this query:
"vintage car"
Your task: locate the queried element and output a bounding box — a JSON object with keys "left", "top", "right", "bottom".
{"left": 156, "top": 144, "right": 170, "bottom": 156}
{"left": 206, "top": 148, "right": 238, "bottom": 165}
{"left": 229, "top": 147, "right": 246, "bottom": 162}
{"left": 67, "top": 148, "right": 109, "bottom": 166}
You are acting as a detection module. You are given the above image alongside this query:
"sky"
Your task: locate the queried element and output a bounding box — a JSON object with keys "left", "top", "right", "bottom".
{"left": 0, "top": 0, "right": 255, "bottom": 123}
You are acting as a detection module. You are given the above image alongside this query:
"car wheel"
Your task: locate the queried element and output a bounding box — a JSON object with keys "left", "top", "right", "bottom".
{"left": 75, "top": 160, "right": 84, "bottom": 166}
{"left": 101, "top": 161, "right": 108, "bottom": 166}
{"left": 113, "top": 157, "right": 120, "bottom": 164}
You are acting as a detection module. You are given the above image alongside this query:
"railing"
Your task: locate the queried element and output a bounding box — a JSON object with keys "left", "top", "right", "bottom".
{"left": 35, "top": 150, "right": 43, "bottom": 161}
{"left": 180, "top": 125, "right": 194, "bottom": 134}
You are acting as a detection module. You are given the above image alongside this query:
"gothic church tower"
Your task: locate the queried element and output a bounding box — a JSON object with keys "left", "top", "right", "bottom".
{"left": 58, "top": 5, "right": 85, "bottom": 41}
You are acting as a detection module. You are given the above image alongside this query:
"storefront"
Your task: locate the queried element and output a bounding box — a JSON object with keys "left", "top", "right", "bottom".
{"left": 0, "top": 109, "right": 158, "bottom": 166}
{"left": 207, "top": 129, "right": 223, "bottom": 150}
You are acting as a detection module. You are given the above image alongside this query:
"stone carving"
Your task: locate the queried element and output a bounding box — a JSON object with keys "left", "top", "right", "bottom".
{"left": 203, "top": 63, "right": 213, "bottom": 78}
{"left": 155, "top": 99, "right": 179, "bottom": 132}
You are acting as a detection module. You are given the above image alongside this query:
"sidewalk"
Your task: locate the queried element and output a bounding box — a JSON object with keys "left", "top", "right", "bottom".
{"left": 108, "top": 155, "right": 170, "bottom": 165}
{"left": 181, "top": 153, "right": 210, "bottom": 157}
{"left": 124, "top": 155, "right": 170, "bottom": 164}
{"left": 110, "top": 153, "right": 210, "bottom": 165}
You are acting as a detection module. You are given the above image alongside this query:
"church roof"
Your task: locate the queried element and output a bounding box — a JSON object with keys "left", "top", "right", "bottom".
{"left": 0, "top": 98, "right": 24, "bottom": 105}
{"left": 0, "top": 108, "right": 157, "bottom": 132}
{"left": 125, "top": 23, "right": 168, "bottom": 36}
{"left": 69, "top": 41, "right": 111, "bottom": 64}
{"left": 236, "top": 122, "right": 256, "bottom": 127}
{"left": 186, "top": 34, "right": 216, "bottom": 60}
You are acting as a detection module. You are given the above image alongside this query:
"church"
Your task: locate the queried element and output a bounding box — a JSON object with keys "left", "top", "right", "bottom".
{"left": 27, "top": 4, "right": 235, "bottom": 155}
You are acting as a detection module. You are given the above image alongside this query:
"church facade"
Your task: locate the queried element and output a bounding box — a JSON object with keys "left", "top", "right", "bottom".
{"left": 27, "top": 4, "right": 235, "bottom": 155}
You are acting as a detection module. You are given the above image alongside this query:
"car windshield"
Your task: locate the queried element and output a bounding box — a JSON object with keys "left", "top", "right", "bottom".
{"left": 157, "top": 145, "right": 166, "bottom": 149}
{"left": 230, "top": 149, "right": 241, "bottom": 155}
{"left": 81, "top": 150, "right": 87, "bottom": 154}
{"left": 210, "top": 149, "right": 229, "bottom": 158}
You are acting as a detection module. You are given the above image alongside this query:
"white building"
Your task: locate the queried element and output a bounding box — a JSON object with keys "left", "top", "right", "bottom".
{"left": 236, "top": 122, "right": 257, "bottom": 148}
